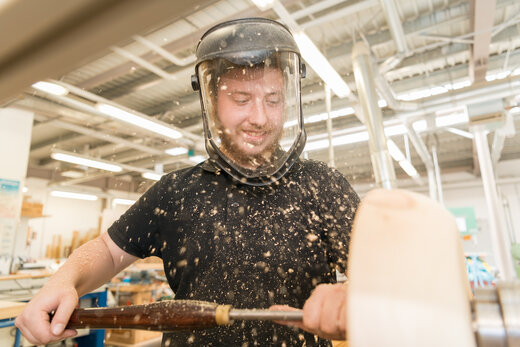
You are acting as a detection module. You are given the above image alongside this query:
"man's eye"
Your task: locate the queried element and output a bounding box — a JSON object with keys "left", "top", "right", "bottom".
{"left": 231, "top": 94, "right": 250, "bottom": 104}
{"left": 266, "top": 95, "right": 281, "bottom": 105}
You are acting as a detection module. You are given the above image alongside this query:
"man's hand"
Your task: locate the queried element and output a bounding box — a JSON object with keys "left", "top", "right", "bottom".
{"left": 271, "top": 283, "right": 347, "bottom": 340}
{"left": 15, "top": 282, "right": 79, "bottom": 345}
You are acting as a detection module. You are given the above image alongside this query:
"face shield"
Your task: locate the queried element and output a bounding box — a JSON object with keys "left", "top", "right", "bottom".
{"left": 197, "top": 52, "right": 304, "bottom": 184}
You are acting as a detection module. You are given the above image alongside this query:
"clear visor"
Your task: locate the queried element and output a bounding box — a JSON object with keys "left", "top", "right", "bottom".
{"left": 198, "top": 51, "right": 303, "bottom": 180}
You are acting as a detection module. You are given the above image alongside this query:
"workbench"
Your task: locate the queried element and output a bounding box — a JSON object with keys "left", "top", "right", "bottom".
{"left": 0, "top": 300, "right": 26, "bottom": 347}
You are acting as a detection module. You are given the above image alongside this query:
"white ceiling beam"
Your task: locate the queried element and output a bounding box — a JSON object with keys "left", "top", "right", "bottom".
{"left": 468, "top": 0, "right": 497, "bottom": 83}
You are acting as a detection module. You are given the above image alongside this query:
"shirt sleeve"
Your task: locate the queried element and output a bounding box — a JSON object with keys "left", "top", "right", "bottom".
{"left": 107, "top": 178, "right": 165, "bottom": 259}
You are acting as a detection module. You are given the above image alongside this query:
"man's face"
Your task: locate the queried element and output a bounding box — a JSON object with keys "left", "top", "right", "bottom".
{"left": 215, "top": 67, "right": 284, "bottom": 167}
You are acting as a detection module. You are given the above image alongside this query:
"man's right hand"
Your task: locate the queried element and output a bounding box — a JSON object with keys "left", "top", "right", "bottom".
{"left": 15, "top": 282, "right": 79, "bottom": 345}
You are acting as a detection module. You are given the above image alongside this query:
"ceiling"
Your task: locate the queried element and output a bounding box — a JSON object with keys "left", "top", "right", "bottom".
{"left": 2, "top": 0, "right": 520, "bottom": 195}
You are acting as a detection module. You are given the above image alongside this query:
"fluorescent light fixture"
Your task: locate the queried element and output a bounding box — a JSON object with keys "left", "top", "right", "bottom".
{"left": 249, "top": 0, "right": 275, "bottom": 10}
{"left": 305, "top": 131, "right": 369, "bottom": 151}
{"left": 384, "top": 125, "right": 407, "bottom": 137}
{"left": 142, "top": 172, "right": 163, "bottom": 181}
{"left": 96, "top": 103, "right": 182, "bottom": 140}
{"left": 51, "top": 190, "right": 98, "bottom": 201}
{"left": 387, "top": 139, "right": 419, "bottom": 178}
{"left": 189, "top": 155, "right": 207, "bottom": 164}
{"left": 486, "top": 73, "right": 497, "bottom": 82}
{"left": 51, "top": 150, "right": 122, "bottom": 172}
{"left": 412, "top": 120, "right": 427, "bottom": 132}
{"left": 31, "top": 81, "right": 69, "bottom": 96}
{"left": 112, "top": 198, "right": 136, "bottom": 207}
{"left": 61, "top": 170, "right": 84, "bottom": 178}
{"left": 452, "top": 80, "right": 471, "bottom": 90}
{"left": 285, "top": 107, "right": 356, "bottom": 128}
{"left": 387, "top": 140, "right": 405, "bottom": 162}
{"left": 165, "top": 147, "right": 188, "bottom": 156}
{"left": 293, "top": 32, "right": 350, "bottom": 98}
{"left": 303, "top": 117, "right": 429, "bottom": 153}
{"left": 304, "top": 139, "right": 330, "bottom": 151}
{"left": 334, "top": 131, "right": 369, "bottom": 146}
{"left": 398, "top": 160, "right": 418, "bottom": 177}
{"left": 436, "top": 112, "right": 468, "bottom": 127}
{"left": 446, "top": 127, "right": 474, "bottom": 139}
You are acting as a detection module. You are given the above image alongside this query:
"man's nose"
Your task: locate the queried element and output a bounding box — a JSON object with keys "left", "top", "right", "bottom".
{"left": 248, "top": 98, "right": 268, "bottom": 126}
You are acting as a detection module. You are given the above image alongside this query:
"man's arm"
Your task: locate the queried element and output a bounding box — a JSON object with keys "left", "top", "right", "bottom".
{"left": 15, "top": 232, "right": 138, "bottom": 345}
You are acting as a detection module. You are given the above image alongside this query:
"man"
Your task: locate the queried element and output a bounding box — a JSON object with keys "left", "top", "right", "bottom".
{"left": 16, "top": 18, "right": 358, "bottom": 346}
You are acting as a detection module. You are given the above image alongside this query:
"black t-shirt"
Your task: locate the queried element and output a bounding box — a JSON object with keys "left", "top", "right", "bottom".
{"left": 108, "top": 159, "right": 359, "bottom": 346}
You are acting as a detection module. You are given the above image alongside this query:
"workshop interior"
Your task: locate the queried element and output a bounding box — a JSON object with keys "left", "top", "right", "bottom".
{"left": 1, "top": 0, "right": 520, "bottom": 346}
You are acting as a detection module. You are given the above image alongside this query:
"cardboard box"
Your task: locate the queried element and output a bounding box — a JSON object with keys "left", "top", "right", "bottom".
{"left": 21, "top": 201, "right": 43, "bottom": 218}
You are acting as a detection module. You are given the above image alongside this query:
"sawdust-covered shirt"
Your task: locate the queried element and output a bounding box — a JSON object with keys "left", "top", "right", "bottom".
{"left": 108, "top": 159, "right": 359, "bottom": 346}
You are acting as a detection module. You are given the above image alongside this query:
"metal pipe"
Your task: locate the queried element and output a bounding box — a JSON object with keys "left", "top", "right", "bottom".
{"left": 374, "top": 72, "right": 418, "bottom": 111}
{"left": 325, "top": 85, "right": 335, "bottom": 167}
{"left": 472, "top": 126, "right": 515, "bottom": 279}
{"left": 380, "top": 0, "right": 409, "bottom": 54}
{"left": 404, "top": 123, "right": 438, "bottom": 200}
{"left": 352, "top": 42, "right": 396, "bottom": 189}
{"left": 430, "top": 143, "right": 444, "bottom": 205}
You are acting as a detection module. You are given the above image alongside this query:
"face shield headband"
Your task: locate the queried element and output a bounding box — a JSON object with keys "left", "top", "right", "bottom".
{"left": 195, "top": 52, "right": 306, "bottom": 186}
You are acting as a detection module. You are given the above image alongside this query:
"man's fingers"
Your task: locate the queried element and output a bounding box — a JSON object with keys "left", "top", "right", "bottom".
{"left": 15, "top": 317, "right": 38, "bottom": 345}
{"left": 320, "top": 285, "right": 346, "bottom": 337}
{"left": 49, "top": 295, "right": 77, "bottom": 336}
{"left": 302, "top": 284, "right": 329, "bottom": 330}
{"left": 61, "top": 329, "right": 78, "bottom": 339}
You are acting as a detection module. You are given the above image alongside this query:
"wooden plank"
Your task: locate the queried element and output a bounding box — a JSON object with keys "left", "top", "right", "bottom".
{"left": 0, "top": 301, "right": 26, "bottom": 320}
{"left": 0, "top": 271, "right": 51, "bottom": 281}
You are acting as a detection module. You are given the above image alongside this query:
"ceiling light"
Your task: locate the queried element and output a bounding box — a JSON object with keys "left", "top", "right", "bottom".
{"left": 22, "top": 187, "right": 28, "bottom": 193}
{"left": 445, "top": 127, "right": 474, "bottom": 139}
{"left": 304, "top": 139, "right": 330, "bottom": 151}
{"left": 189, "top": 155, "right": 207, "bottom": 164}
{"left": 96, "top": 103, "right": 182, "bottom": 140}
{"left": 112, "top": 198, "right": 136, "bottom": 207}
{"left": 51, "top": 190, "right": 98, "bottom": 201}
{"left": 165, "top": 147, "right": 188, "bottom": 156}
{"left": 436, "top": 112, "right": 468, "bottom": 127}
{"left": 285, "top": 106, "right": 356, "bottom": 128}
{"left": 334, "top": 131, "right": 369, "bottom": 146}
{"left": 387, "top": 140, "right": 405, "bottom": 162}
{"left": 398, "top": 160, "right": 418, "bottom": 177}
{"left": 61, "top": 170, "right": 84, "bottom": 178}
{"left": 142, "top": 172, "right": 163, "bottom": 181}
{"left": 384, "top": 125, "right": 407, "bottom": 137}
{"left": 31, "top": 81, "right": 69, "bottom": 96}
{"left": 412, "top": 120, "right": 427, "bottom": 132}
{"left": 293, "top": 32, "right": 350, "bottom": 98}
{"left": 51, "top": 150, "right": 122, "bottom": 172}
{"left": 249, "top": 0, "right": 275, "bottom": 10}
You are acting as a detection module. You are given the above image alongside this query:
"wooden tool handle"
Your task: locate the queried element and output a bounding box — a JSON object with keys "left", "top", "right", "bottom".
{"left": 61, "top": 300, "right": 302, "bottom": 331}
{"left": 66, "top": 300, "right": 224, "bottom": 331}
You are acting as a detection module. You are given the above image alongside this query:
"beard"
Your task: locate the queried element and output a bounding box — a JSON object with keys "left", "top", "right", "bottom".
{"left": 219, "top": 125, "right": 283, "bottom": 170}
